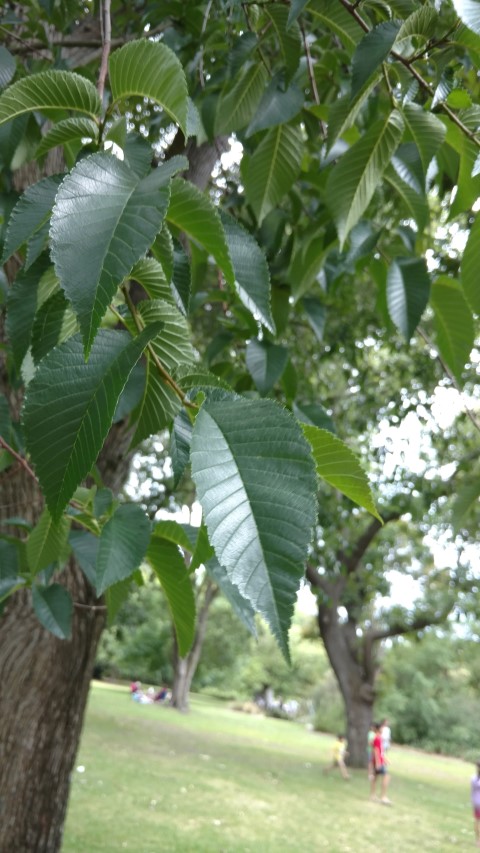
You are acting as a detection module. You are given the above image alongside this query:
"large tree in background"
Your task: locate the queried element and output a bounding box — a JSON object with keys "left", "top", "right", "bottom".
{"left": 1, "top": 0, "right": 480, "bottom": 847}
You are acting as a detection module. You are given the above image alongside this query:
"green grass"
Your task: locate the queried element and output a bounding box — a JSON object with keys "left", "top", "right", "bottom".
{"left": 63, "top": 683, "right": 474, "bottom": 852}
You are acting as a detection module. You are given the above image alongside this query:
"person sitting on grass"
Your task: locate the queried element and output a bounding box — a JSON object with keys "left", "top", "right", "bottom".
{"left": 323, "top": 734, "right": 350, "bottom": 780}
{"left": 370, "top": 722, "right": 391, "bottom": 805}
{"left": 471, "top": 759, "right": 480, "bottom": 847}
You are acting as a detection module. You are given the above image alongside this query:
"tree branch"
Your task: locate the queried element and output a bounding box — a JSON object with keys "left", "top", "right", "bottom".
{"left": 97, "top": 0, "right": 112, "bottom": 100}
{"left": 337, "top": 510, "right": 402, "bottom": 575}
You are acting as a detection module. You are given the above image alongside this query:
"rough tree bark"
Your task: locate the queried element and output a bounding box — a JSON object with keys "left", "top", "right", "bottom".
{"left": 170, "top": 578, "right": 218, "bottom": 711}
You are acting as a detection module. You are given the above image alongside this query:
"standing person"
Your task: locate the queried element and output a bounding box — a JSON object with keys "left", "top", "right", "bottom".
{"left": 381, "top": 718, "right": 392, "bottom": 753}
{"left": 370, "top": 722, "right": 391, "bottom": 804}
{"left": 367, "top": 723, "right": 376, "bottom": 780}
{"left": 324, "top": 734, "right": 350, "bottom": 780}
{"left": 471, "top": 760, "right": 480, "bottom": 847}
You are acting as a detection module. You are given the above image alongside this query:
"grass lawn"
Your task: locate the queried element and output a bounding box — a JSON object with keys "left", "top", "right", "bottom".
{"left": 63, "top": 682, "right": 474, "bottom": 852}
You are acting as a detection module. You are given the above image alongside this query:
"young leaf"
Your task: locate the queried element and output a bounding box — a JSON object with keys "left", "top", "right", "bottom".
{"left": 327, "top": 110, "right": 404, "bottom": 249}
{"left": 190, "top": 396, "right": 317, "bottom": 658}
{"left": 26, "top": 508, "right": 71, "bottom": 577}
{"left": 245, "top": 339, "right": 289, "bottom": 395}
{"left": 387, "top": 257, "right": 430, "bottom": 340}
{"left": 244, "top": 124, "right": 303, "bottom": 224}
{"left": 36, "top": 117, "right": 99, "bottom": 159}
{"left": 131, "top": 300, "right": 195, "bottom": 444}
{"left": 50, "top": 153, "right": 172, "bottom": 354}
{"left": 23, "top": 326, "right": 162, "bottom": 521}
{"left": 32, "top": 584, "right": 73, "bottom": 640}
{"left": 109, "top": 39, "right": 189, "bottom": 135}
{"left": 167, "top": 178, "right": 234, "bottom": 284}
{"left": 431, "top": 277, "right": 474, "bottom": 382}
{"left": 220, "top": 210, "right": 275, "bottom": 333}
{"left": 351, "top": 22, "right": 400, "bottom": 98}
{"left": 0, "top": 70, "right": 101, "bottom": 126}
{"left": 96, "top": 503, "right": 150, "bottom": 595}
{"left": 216, "top": 63, "right": 268, "bottom": 135}
{"left": 147, "top": 535, "right": 196, "bottom": 657}
{"left": 301, "top": 425, "right": 382, "bottom": 521}
{"left": 461, "top": 213, "right": 480, "bottom": 313}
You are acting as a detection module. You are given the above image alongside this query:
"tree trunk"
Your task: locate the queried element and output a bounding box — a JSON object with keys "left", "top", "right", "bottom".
{"left": 317, "top": 600, "right": 374, "bottom": 768}
{"left": 170, "top": 579, "right": 218, "bottom": 711}
{"left": 0, "top": 567, "right": 105, "bottom": 852}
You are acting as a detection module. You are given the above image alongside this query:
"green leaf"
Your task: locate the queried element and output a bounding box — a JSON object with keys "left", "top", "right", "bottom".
{"left": 431, "top": 276, "right": 474, "bottom": 382}
{"left": 6, "top": 255, "right": 50, "bottom": 371}
{"left": 265, "top": 6, "right": 302, "bottom": 80}
{"left": 0, "top": 47, "right": 16, "bottom": 91}
{"left": 190, "top": 396, "right": 317, "bottom": 657}
{"left": 1, "top": 175, "right": 63, "bottom": 266}
{"left": 69, "top": 529, "right": 98, "bottom": 587}
{"left": 147, "top": 534, "right": 196, "bottom": 657}
{"left": 109, "top": 39, "right": 188, "bottom": 135}
{"left": 131, "top": 300, "right": 195, "bottom": 444}
{"left": 301, "top": 425, "right": 381, "bottom": 521}
{"left": 402, "top": 103, "right": 446, "bottom": 180}
{"left": 0, "top": 538, "right": 23, "bottom": 601}
{"left": 327, "top": 76, "right": 381, "bottom": 149}
{"left": 326, "top": 110, "right": 404, "bottom": 249}
{"left": 0, "top": 70, "right": 101, "bottom": 126}
{"left": 452, "top": 0, "right": 480, "bottom": 35}
{"left": 387, "top": 257, "right": 430, "bottom": 340}
{"left": 36, "top": 117, "right": 99, "bottom": 159}
{"left": 461, "top": 213, "right": 480, "bottom": 313}
{"left": 206, "top": 556, "right": 256, "bottom": 635}
{"left": 288, "top": 0, "right": 310, "bottom": 27}
{"left": 245, "top": 339, "right": 288, "bottom": 395}
{"left": 244, "top": 124, "right": 303, "bottom": 224}
{"left": 293, "top": 401, "right": 336, "bottom": 434}
{"left": 246, "top": 80, "right": 304, "bottom": 137}
{"left": 394, "top": 6, "right": 438, "bottom": 54}
{"left": 152, "top": 226, "right": 174, "bottom": 283}
{"left": 167, "top": 178, "right": 234, "bottom": 284}
{"left": 384, "top": 166, "right": 429, "bottom": 231}
{"left": 302, "top": 296, "right": 326, "bottom": 342}
{"left": 452, "top": 480, "right": 480, "bottom": 533}
{"left": 96, "top": 503, "right": 150, "bottom": 595}
{"left": 351, "top": 22, "right": 400, "bottom": 98}
{"left": 151, "top": 519, "right": 195, "bottom": 554}
{"left": 190, "top": 522, "right": 215, "bottom": 572}
{"left": 172, "top": 239, "right": 191, "bottom": 314}
{"left": 171, "top": 409, "right": 193, "bottom": 488}
{"left": 129, "top": 257, "right": 174, "bottom": 303}
{"left": 26, "top": 508, "right": 71, "bottom": 576}
{"left": 31, "top": 290, "right": 78, "bottom": 364}
{"left": 220, "top": 210, "right": 275, "bottom": 333}
{"left": 308, "top": 0, "right": 362, "bottom": 54}
{"left": 23, "top": 325, "right": 161, "bottom": 521}
{"left": 216, "top": 63, "right": 268, "bottom": 135}
{"left": 31, "top": 583, "right": 73, "bottom": 639}
{"left": 50, "top": 153, "right": 172, "bottom": 354}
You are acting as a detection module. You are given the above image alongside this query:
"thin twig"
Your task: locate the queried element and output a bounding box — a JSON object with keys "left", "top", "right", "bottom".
{"left": 97, "top": 0, "right": 112, "bottom": 100}
{"left": 198, "top": 0, "right": 213, "bottom": 89}
{"left": 73, "top": 602, "right": 107, "bottom": 611}
{"left": 0, "top": 436, "right": 38, "bottom": 483}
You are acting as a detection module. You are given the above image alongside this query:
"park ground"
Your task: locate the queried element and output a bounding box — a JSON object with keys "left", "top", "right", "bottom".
{"left": 63, "top": 682, "right": 474, "bottom": 852}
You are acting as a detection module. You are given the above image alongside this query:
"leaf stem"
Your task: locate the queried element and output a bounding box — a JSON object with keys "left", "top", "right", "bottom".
{"left": 0, "top": 436, "right": 38, "bottom": 483}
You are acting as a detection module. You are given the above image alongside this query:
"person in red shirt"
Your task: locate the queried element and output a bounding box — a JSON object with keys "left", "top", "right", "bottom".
{"left": 370, "top": 722, "right": 391, "bottom": 804}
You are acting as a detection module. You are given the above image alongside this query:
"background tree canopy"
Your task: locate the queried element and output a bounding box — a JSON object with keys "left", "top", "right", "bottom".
{"left": 0, "top": 0, "right": 479, "bottom": 848}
